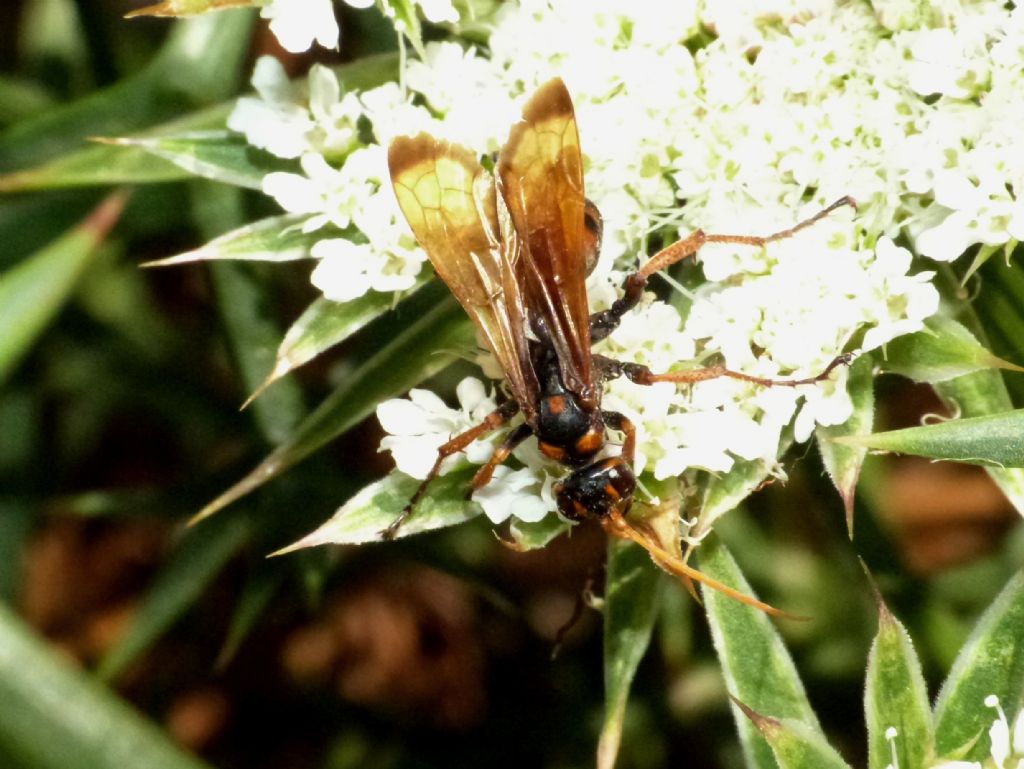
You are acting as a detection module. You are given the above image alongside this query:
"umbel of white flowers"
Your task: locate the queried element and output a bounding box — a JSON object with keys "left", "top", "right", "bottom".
{"left": 230, "top": 0, "right": 1023, "bottom": 525}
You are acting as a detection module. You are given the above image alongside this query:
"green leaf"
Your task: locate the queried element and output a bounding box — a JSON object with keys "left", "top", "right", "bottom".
{"left": 385, "top": 0, "right": 426, "bottom": 56}
{"left": 933, "top": 569, "right": 1024, "bottom": 759}
{"left": 97, "top": 513, "right": 251, "bottom": 681}
{"left": 0, "top": 498, "right": 33, "bottom": 601}
{"left": 0, "top": 52, "right": 397, "bottom": 191}
{"left": 0, "top": 75, "right": 55, "bottom": 125}
{"left": 0, "top": 14, "right": 253, "bottom": 173}
{"left": 0, "top": 193, "right": 125, "bottom": 385}
{"left": 597, "top": 540, "right": 664, "bottom": 769}
{"left": 732, "top": 703, "right": 852, "bottom": 769}
{"left": 192, "top": 183, "right": 307, "bottom": 445}
{"left": 210, "top": 260, "right": 307, "bottom": 444}
{"left": 144, "top": 213, "right": 317, "bottom": 266}
{"left": 126, "top": 0, "right": 255, "bottom": 16}
{"left": 816, "top": 354, "right": 875, "bottom": 535}
{"left": 106, "top": 131, "right": 296, "bottom": 190}
{"left": 864, "top": 595, "right": 933, "bottom": 769}
{"left": 215, "top": 564, "right": 285, "bottom": 669}
{"left": 698, "top": 535, "right": 820, "bottom": 769}
{"left": 833, "top": 409, "right": 1024, "bottom": 467}
{"left": 959, "top": 243, "right": 1003, "bottom": 287}
{"left": 0, "top": 603, "right": 213, "bottom": 769}
{"left": 935, "top": 370, "right": 1024, "bottom": 517}
{"left": 0, "top": 145, "right": 189, "bottom": 192}
{"left": 508, "top": 514, "right": 571, "bottom": 550}
{"left": 696, "top": 436, "right": 791, "bottom": 538}
{"left": 247, "top": 275, "right": 431, "bottom": 402}
{"left": 881, "top": 316, "right": 1024, "bottom": 383}
{"left": 279, "top": 465, "right": 482, "bottom": 549}
{"left": 194, "top": 296, "right": 474, "bottom": 521}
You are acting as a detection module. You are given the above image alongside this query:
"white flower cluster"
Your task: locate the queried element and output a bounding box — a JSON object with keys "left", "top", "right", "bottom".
{"left": 226, "top": 0, "right": 1024, "bottom": 525}
{"left": 257, "top": 0, "right": 459, "bottom": 54}
{"left": 258, "top": 0, "right": 344, "bottom": 53}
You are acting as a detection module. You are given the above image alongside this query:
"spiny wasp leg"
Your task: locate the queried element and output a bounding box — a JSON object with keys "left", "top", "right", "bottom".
{"left": 601, "top": 411, "right": 636, "bottom": 464}
{"left": 618, "top": 353, "right": 855, "bottom": 390}
{"left": 381, "top": 400, "right": 520, "bottom": 540}
{"left": 589, "top": 197, "right": 857, "bottom": 343}
{"left": 470, "top": 423, "right": 532, "bottom": 490}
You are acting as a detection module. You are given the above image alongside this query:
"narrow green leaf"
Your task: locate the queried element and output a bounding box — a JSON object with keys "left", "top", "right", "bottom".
{"left": 695, "top": 436, "right": 791, "bottom": 539}
{"left": 0, "top": 499, "right": 33, "bottom": 602}
{"left": 864, "top": 596, "right": 933, "bottom": 769}
{"left": 0, "top": 52, "right": 396, "bottom": 191}
{"left": 732, "top": 703, "right": 852, "bottom": 769}
{"left": 106, "top": 131, "right": 296, "bottom": 190}
{"left": 0, "top": 14, "right": 252, "bottom": 172}
{"left": 192, "top": 183, "right": 307, "bottom": 445}
{"left": 248, "top": 275, "right": 430, "bottom": 403}
{"left": 834, "top": 409, "right": 1024, "bottom": 467}
{"left": 0, "top": 603, "right": 213, "bottom": 769}
{"left": 215, "top": 565, "right": 285, "bottom": 669}
{"left": 816, "top": 355, "right": 875, "bottom": 535}
{"left": 97, "top": 513, "right": 251, "bottom": 681}
{"left": 0, "top": 76, "right": 55, "bottom": 124}
{"left": 698, "top": 535, "right": 820, "bottom": 769}
{"left": 597, "top": 540, "right": 664, "bottom": 769}
{"left": 0, "top": 193, "right": 125, "bottom": 384}
{"left": 127, "top": 0, "right": 252, "bottom": 16}
{"left": 933, "top": 570, "right": 1024, "bottom": 759}
{"left": 386, "top": 0, "right": 426, "bottom": 56}
{"left": 881, "top": 316, "right": 1024, "bottom": 383}
{"left": 152, "top": 11, "right": 257, "bottom": 104}
{"left": 210, "top": 260, "right": 307, "bottom": 445}
{"left": 0, "top": 146, "right": 188, "bottom": 192}
{"left": 508, "top": 514, "right": 571, "bottom": 550}
{"left": 0, "top": 104, "right": 231, "bottom": 192}
{"left": 935, "top": 370, "right": 1024, "bottom": 517}
{"left": 279, "top": 465, "right": 481, "bottom": 550}
{"left": 194, "top": 297, "right": 474, "bottom": 521}
{"left": 959, "top": 244, "right": 1002, "bottom": 287}
{"left": 144, "top": 213, "right": 316, "bottom": 266}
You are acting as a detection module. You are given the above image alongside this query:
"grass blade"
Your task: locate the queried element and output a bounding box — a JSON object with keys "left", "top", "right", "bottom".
{"left": 0, "top": 192, "right": 125, "bottom": 385}
{"left": 933, "top": 570, "right": 1024, "bottom": 759}
{"left": 0, "top": 603, "right": 213, "bottom": 769}
{"left": 597, "top": 540, "right": 663, "bottom": 769}
{"left": 698, "top": 535, "right": 820, "bottom": 769}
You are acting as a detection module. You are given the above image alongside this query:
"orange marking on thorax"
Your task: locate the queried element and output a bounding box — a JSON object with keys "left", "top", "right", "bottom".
{"left": 574, "top": 429, "right": 603, "bottom": 455}
{"left": 546, "top": 395, "right": 566, "bottom": 415}
{"left": 539, "top": 442, "right": 567, "bottom": 462}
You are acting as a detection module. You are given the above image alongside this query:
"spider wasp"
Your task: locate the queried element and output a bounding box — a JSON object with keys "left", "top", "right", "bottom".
{"left": 386, "top": 78, "right": 853, "bottom": 614}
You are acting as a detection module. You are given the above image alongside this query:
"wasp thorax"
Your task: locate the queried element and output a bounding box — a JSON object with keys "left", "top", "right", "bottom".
{"left": 536, "top": 392, "right": 605, "bottom": 464}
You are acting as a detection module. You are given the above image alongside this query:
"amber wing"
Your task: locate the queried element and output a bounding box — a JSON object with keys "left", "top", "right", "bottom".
{"left": 388, "top": 134, "right": 540, "bottom": 423}
{"left": 497, "top": 78, "right": 595, "bottom": 404}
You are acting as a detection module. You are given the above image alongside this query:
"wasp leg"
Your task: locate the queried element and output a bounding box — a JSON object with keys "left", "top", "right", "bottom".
{"left": 601, "top": 411, "right": 636, "bottom": 466}
{"left": 589, "top": 197, "right": 856, "bottom": 342}
{"left": 607, "top": 354, "right": 854, "bottom": 390}
{"left": 381, "top": 400, "right": 520, "bottom": 540}
{"left": 470, "top": 423, "right": 533, "bottom": 491}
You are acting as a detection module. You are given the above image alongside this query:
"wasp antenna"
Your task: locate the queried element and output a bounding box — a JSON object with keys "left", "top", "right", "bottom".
{"left": 602, "top": 514, "right": 807, "bottom": 620}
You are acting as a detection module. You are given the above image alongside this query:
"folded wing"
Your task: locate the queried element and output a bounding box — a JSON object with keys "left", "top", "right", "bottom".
{"left": 498, "top": 78, "right": 595, "bottom": 406}
{"left": 388, "top": 134, "right": 540, "bottom": 423}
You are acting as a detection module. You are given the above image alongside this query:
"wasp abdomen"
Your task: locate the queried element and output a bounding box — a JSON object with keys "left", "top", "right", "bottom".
{"left": 554, "top": 457, "right": 636, "bottom": 521}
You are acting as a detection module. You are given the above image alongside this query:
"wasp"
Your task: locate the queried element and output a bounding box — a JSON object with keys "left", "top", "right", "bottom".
{"left": 386, "top": 78, "right": 853, "bottom": 614}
